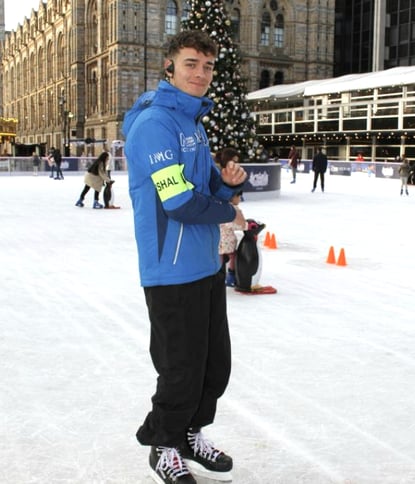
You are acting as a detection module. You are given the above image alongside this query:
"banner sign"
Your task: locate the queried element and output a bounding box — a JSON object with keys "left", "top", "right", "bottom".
{"left": 329, "top": 162, "right": 352, "bottom": 176}
{"left": 241, "top": 163, "right": 281, "bottom": 192}
{"left": 375, "top": 163, "right": 400, "bottom": 179}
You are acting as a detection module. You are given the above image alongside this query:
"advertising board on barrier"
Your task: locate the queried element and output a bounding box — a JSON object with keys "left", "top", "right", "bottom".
{"left": 241, "top": 163, "right": 281, "bottom": 193}
{"left": 329, "top": 162, "right": 352, "bottom": 176}
{"left": 280, "top": 159, "right": 311, "bottom": 173}
{"left": 375, "top": 163, "right": 400, "bottom": 179}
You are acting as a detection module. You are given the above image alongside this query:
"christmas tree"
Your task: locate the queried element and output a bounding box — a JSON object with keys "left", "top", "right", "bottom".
{"left": 182, "top": 0, "right": 259, "bottom": 161}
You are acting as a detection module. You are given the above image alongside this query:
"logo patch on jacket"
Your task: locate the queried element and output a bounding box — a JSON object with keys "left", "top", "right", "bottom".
{"left": 180, "top": 133, "right": 197, "bottom": 153}
{"left": 149, "top": 149, "right": 174, "bottom": 165}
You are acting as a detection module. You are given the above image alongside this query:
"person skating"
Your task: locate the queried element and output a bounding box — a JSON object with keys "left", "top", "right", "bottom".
{"left": 53, "top": 148, "right": 64, "bottom": 180}
{"left": 31, "top": 151, "right": 41, "bottom": 176}
{"left": 47, "top": 149, "right": 56, "bottom": 178}
{"left": 288, "top": 145, "right": 300, "bottom": 183}
{"left": 75, "top": 151, "right": 111, "bottom": 209}
{"left": 398, "top": 155, "right": 410, "bottom": 196}
{"left": 311, "top": 147, "right": 328, "bottom": 192}
{"left": 123, "top": 30, "right": 247, "bottom": 483}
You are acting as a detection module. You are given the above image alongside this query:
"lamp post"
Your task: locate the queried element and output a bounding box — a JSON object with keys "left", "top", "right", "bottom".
{"left": 66, "top": 112, "right": 74, "bottom": 156}
{"left": 59, "top": 91, "right": 73, "bottom": 157}
{"left": 59, "top": 92, "right": 67, "bottom": 155}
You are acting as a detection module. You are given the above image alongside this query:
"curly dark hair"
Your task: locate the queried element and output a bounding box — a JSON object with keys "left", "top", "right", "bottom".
{"left": 166, "top": 30, "right": 218, "bottom": 58}
{"left": 214, "top": 147, "right": 240, "bottom": 169}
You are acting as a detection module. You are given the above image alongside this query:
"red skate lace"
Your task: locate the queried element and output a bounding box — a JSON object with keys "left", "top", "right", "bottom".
{"left": 156, "top": 447, "right": 190, "bottom": 479}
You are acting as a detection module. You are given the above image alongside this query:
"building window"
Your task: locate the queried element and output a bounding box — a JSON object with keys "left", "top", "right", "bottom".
{"left": 274, "top": 14, "right": 284, "bottom": 48}
{"left": 260, "top": 69, "right": 270, "bottom": 88}
{"left": 165, "top": 0, "right": 178, "bottom": 35}
{"left": 261, "top": 2, "right": 284, "bottom": 48}
{"left": 274, "top": 70, "right": 284, "bottom": 84}
{"left": 230, "top": 8, "right": 240, "bottom": 41}
{"left": 261, "top": 11, "right": 271, "bottom": 45}
{"left": 181, "top": 0, "right": 191, "bottom": 22}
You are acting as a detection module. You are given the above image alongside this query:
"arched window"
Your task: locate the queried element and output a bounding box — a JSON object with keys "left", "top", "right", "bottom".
{"left": 260, "top": 11, "right": 271, "bottom": 46}
{"left": 259, "top": 69, "right": 270, "bottom": 89}
{"left": 181, "top": 0, "right": 191, "bottom": 22}
{"left": 165, "top": 0, "right": 178, "bottom": 35}
{"left": 46, "top": 41, "right": 53, "bottom": 82}
{"left": 274, "top": 14, "right": 284, "bottom": 48}
{"left": 274, "top": 71, "right": 284, "bottom": 84}
{"left": 270, "top": 0, "right": 278, "bottom": 10}
{"left": 86, "top": 0, "right": 98, "bottom": 57}
{"left": 57, "top": 34, "right": 65, "bottom": 77}
{"left": 38, "top": 47, "right": 44, "bottom": 86}
{"left": 260, "top": 1, "right": 284, "bottom": 49}
{"left": 23, "top": 57, "right": 28, "bottom": 93}
{"left": 230, "top": 8, "right": 240, "bottom": 41}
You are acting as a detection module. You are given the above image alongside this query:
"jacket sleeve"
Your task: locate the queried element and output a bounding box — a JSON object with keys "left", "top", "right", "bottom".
{"left": 209, "top": 165, "right": 244, "bottom": 201}
{"left": 128, "top": 116, "right": 237, "bottom": 225}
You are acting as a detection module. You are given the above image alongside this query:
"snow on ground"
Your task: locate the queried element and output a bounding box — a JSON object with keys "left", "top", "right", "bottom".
{"left": 1, "top": 168, "right": 415, "bottom": 483}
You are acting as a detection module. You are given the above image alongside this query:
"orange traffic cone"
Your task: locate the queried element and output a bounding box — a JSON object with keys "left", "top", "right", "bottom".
{"left": 263, "top": 231, "right": 271, "bottom": 247}
{"left": 269, "top": 233, "right": 278, "bottom": 249}
{"left": 326, "top": 246, "right": 336, "bottom": 264}
{"left": 337, "top": 248, "right": 347, "bottom": 266}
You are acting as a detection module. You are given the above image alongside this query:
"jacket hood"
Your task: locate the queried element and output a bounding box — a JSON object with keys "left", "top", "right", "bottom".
{"left": 122, "top": 80, "right": 214, "bottom": 137}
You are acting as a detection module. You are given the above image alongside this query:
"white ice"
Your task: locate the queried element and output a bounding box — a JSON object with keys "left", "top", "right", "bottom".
{"left": 1, "top": 168, "right": 415, "bottom": 484}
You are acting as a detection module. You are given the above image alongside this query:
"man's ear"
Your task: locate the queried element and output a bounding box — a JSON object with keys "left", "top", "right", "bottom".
{"left": 165, "top": 59, "right": 175, "bottom": 76}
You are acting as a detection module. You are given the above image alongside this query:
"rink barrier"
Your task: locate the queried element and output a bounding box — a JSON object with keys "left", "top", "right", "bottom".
{"left": 279, "top": 159, "right": 409, "bottom": 180}
{"left": 0, "top": 156, "right": 127, "bottom": 175}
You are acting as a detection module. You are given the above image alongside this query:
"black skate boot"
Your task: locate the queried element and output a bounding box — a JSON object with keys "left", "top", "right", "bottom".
{"left": 149, "top": 446, "right": 196, "bottom": 484}
{"left": 178, "top": 428, "right": 233, "bottom": 482}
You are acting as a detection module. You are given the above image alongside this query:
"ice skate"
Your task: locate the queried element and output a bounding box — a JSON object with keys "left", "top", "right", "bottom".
{"left": 149, "top": 446, "right": 196, "bottom": 484}
{"left": 178, "top": 428, "right": 232, "bottom": 482}
{"left": 225, "top": 269, "right": 235, "bottom": 287}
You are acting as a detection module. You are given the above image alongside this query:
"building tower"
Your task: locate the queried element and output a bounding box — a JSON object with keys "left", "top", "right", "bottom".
{"left": 0, "top": 0, "right": 4, "bottom": 42}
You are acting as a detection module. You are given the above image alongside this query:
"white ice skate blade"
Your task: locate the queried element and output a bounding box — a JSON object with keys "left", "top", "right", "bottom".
{"left": 184, "top": 459, "right": 233, "bottom": 482}
{"left": 149, "top": 468, "right": 166, "bottom": 484}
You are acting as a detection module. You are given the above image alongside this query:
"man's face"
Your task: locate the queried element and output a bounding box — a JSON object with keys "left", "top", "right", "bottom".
{"left": 166, "top": 47, "right": 215, "bottom": 98}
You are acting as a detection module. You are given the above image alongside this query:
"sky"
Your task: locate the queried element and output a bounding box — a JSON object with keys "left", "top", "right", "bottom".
{"left": 2, "top": 167, "right": 415, "bottom": 483}
{"left": 4, "top": 0, "right": 39, "bottom": 31}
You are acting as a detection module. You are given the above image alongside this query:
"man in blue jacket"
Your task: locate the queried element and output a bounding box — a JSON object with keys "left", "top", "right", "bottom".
{"left": 123, "top": 30, "right": 247, "bottom": 483}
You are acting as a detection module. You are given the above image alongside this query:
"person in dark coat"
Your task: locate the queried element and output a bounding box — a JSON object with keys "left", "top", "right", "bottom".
{"left": 53, "top": 148, "right": 64, "bottom": 180}
{"left": 288, "top": 145, "right": 300, "bottom": 184}
{"left": 311, "top": 147, "right": 328, "bottom": 192}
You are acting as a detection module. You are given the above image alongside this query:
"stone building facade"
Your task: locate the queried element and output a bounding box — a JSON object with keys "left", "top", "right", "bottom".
{"left": 0, "top": 0, "right": 335, "bottom": 156}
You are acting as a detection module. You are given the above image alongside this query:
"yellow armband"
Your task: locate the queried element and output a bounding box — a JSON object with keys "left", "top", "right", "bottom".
{"left": 151, "top": 164, "right": 194, "bottom": 202}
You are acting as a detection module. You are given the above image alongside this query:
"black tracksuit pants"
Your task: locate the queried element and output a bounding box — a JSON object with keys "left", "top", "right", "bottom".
{"left": 313, "top": 170, "right": 325, "bottom": 190}
{"left": 137, "top": 270, "right": 231, "bottom": 447}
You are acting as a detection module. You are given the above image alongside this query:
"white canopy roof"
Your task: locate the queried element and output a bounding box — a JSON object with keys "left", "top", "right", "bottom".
{"left": 246, "top": 66, "right": 415, "bottom": 101}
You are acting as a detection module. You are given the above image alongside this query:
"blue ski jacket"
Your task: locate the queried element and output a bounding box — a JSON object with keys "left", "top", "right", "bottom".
{"left": 123, "top": 80, "right": 241, "bottom": 287}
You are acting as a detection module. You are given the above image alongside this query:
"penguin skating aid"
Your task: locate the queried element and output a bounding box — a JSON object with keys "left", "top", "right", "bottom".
{"left": 234, "top": 219, "right": 277, "bottom": 295}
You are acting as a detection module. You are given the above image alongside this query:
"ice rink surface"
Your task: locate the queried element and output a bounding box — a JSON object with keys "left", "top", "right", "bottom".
{"left": 1, "top": 168, "right": 415, "bottom": 484}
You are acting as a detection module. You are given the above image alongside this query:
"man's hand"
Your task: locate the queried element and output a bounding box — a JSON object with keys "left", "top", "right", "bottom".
{"left": 221, "top": 161, "right": 247, "bottom": 186}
